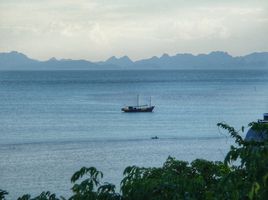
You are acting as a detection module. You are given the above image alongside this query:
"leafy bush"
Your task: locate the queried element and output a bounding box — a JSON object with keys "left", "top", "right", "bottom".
{"left": 1, "top": 122, "right": 268, "bottom": 200}
{"left": 0, "top": 190, "right": 8, "bottom": 200}
{"left": 217, "top": 122, "right": 268, "bottom": 200}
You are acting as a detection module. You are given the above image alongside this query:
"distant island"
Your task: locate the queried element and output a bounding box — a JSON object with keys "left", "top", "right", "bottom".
{"left": 0, "top": 51, "right": 268, "bottom": 70}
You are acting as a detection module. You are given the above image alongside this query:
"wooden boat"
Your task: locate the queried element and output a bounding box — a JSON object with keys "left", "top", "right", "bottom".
{"left": 121, "top": 95, "right": 154, "bottom": 113}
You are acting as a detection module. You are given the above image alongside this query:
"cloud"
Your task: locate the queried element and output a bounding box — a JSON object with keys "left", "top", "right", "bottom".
{"left": 0, "top": 0, "right": 267, "bottom": 60}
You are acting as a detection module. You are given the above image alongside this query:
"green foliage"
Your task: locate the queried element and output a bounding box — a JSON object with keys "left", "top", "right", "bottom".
{"left": 120, "top": 157, "right": 229, "bottom": 200}
{"left": 0, "top": 189, "right": 8, "bottom": 200}
{"left": 1, "top": 121, "right": 268, "bottom": 200}
{"left": 16, "top": 191, "right": 64, "bottom": 200}
{"left": 217, "top": 122, "right": 268, "bottom": 199}
{"left": 69, "top": 167, "right": 120, "bottom": 200}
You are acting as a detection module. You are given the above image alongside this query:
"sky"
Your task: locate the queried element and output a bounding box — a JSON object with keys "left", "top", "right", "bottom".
{"left": 0, "top": 0, "right": 268, "bottom": 61}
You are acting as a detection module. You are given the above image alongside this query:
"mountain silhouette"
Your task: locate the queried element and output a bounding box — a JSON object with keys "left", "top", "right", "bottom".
{"left": 0, "top": 51, "right": 267, "bottom": 70}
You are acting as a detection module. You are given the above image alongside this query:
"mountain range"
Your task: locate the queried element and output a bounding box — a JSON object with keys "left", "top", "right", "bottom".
{"left": 0, "top": 51, "right": 268, "bottom": 70}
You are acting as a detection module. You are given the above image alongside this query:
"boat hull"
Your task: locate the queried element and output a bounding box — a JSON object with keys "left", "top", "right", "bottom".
{"left": 121, "top": 106, "right": 154, "bottom": 113}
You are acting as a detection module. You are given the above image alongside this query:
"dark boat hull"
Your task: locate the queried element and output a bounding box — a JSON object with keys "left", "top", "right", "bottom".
{"left": 121, "top": 106, "right": 154, "bottom": 113}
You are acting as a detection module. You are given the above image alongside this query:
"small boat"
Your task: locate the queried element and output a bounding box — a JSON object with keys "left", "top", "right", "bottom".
{"left": 121, "top": 95, "right": 155, "bottom": 113}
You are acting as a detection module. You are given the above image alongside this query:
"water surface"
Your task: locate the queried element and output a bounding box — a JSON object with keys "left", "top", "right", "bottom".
{"left": 0, "top": 70, "right": 268, "bottom": 198}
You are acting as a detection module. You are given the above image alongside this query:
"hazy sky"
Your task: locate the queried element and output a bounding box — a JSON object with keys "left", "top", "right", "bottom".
{"left": 0, "top": 0, "right": 268, "bottom": 61}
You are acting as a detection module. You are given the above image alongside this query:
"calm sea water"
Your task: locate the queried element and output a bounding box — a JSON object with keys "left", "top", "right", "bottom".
{"left": 1, "top": 70, "right": 268, "bottom": 199}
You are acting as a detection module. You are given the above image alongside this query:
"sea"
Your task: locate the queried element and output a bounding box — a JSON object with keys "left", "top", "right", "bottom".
{"left": 0, "top": 70, "right": 268, "bottom": 199}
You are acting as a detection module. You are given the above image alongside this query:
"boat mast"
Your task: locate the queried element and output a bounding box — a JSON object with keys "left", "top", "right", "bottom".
{"left": 150, "top": 96, "right": 151, "bottom": 107}
{"left": 137, "top": 94, "right": 139, "bottom": 106}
